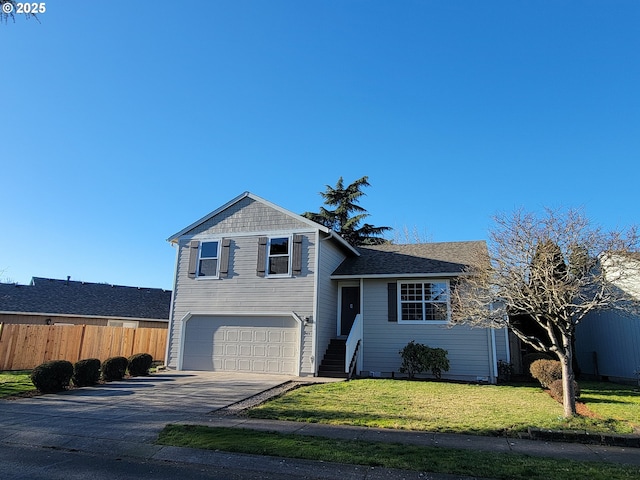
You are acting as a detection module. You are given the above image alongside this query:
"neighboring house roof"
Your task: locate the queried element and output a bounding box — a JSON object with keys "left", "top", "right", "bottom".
{"left": 331, "top": 241, "right": 487, "bottom": 278}
{"left": 166, "top": 191, "right": 359, "bottom": 255}
{"left": 0, "top": 277, "right": 172, "bottom": 321}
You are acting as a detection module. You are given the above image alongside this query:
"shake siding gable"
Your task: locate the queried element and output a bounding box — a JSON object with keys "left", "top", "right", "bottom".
{"left": 182, "top": 197, "right": 306, "bottom": 236}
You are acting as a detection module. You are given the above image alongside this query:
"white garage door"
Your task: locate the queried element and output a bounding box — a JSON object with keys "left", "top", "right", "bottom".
{"left": 182, "top": 316, "right": 299, "bottom": 374}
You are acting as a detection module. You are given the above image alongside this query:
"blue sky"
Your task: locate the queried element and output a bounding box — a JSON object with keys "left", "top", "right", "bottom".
{"left": 2, "top": 1, "right": 638, "bottom": 291}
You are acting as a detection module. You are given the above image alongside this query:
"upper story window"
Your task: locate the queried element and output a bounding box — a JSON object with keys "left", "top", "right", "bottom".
{"left": 198, "top": 241, "right": 219, "bottom": 277}
{"left": 268, "top": 237, "right": 290, "bottom": 276}
{"left": 398, "top": 281, "right": 450, "bottom": 324}
{"left": 257, "top": 235, "right": 303, "bottom": 278}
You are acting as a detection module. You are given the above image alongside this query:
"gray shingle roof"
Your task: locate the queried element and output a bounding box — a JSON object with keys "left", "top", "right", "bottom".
{"left": 332, "top": 241, "right": 487, "bottom": 277}
{"left": 0, "top": 277, "right": 171, "bottom": 320}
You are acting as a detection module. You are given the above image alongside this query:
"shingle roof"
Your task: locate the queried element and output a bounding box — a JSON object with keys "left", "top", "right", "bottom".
{"left": 332, "top": 241, "right": 487, "bottom": 277}
{"left": 0, "top": 277, "right": 171, "bottom": 320}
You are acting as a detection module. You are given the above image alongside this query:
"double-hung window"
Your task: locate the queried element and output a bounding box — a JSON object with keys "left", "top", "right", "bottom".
{"left": 197, "top": 240, "right": 220, "bottom": 277}
{"left": 398, "top": 281, "right": 450, "bottom": 323}
{"left": 267, "top": 237, "right": 290, "bottom": 276}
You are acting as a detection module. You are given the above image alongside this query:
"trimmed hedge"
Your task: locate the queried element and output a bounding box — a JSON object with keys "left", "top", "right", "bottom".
{"left": 128, "top": 353, "right": 153, "bottom": 377}
{"left": 548, "top": 379, "right": 581, "bottom": 403}
{"left": 31, "top": 360, "right": 74, "bottom": 393}
{"left": 73, "top": 358, "right": 101, "bottom": 387}
{"left": 101, "top": 356, "right": 129, "bottom": 381}
{"left": 522, "top": 352, "right": 553, "bottom": 374}
{"left": 530, "top": 359, "right": 563, "bottom": 388}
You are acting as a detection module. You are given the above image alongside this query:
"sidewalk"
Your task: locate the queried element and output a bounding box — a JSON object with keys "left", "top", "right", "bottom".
{"left": 188, "top": 414, "right": 640, "bottom": 467}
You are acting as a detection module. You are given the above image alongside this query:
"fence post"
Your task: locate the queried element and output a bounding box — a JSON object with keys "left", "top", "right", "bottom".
{"left": 77, "top": 325, "right": 87, "bottom": 362}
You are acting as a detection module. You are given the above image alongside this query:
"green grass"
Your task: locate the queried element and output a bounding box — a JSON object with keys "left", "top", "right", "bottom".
{"left": 579, "top": 382, "right": 640, "bottom": 431}
{"left": 247, "top": 379, "right": 639, "bottom": 435}
{"left": 0, "top": 370, "right": 35, "bottom": 398}
{"left": 157, "top": 424, "right": 640, "bottom": 480}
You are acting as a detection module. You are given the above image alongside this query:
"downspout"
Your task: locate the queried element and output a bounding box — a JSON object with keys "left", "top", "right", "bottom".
{"left": 311, "top": 229, "right": 320, "bottom": 376}
{"left": 490, "top": 328, "right": 498, "bottom": 383}
{"left": 504, "top": 327, "right": 511, "bottom": 364}
{"left": 358, "top": 277, "right": 364, "bottom": 375}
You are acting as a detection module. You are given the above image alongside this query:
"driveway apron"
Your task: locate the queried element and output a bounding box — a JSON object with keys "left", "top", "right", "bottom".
{"left": 0, "top": 372, "right": 291, "bottom": 458}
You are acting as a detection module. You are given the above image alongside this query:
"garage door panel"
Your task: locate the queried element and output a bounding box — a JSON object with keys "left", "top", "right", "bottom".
{"left": 182, "top": 316, "right": 299, "bottom": 374}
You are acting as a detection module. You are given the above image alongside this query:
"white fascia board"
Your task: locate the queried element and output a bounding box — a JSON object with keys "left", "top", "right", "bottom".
{"left": 167, "top": 191, "right": 334, "bottom": 244}
{"left": 325, "top": 231, "right": 360, "bottom": 256}
{"left": 330, "top": 272, "right": 462, "bottom": 280}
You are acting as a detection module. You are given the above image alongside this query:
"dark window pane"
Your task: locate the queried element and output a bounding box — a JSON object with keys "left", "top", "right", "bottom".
{"left": 269, "top": 237, "right": 289, "bottom": 255}
{"left": 401, "top": 283, "right": 422, "bottom": 301}
{"left": 402, "top": 302, "right": 423, "bottom": 320}
{"left": 200, "top": 241, "right": 218, "bottom": 258}
{"left": 198, "top": 258, "right": 218, "bottom": 276}
{"left": 269, "top": 256, "right": 289, "bottom": 275}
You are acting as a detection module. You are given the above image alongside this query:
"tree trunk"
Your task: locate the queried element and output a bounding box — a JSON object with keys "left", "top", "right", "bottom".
{"left": 560, "top": 334, "right": 577, "bottom": 417}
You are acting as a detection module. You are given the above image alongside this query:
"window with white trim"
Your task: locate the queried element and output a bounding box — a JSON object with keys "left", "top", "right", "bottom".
{"left": 398, "top": 281, "right": 450, "bottom": 323}
{"left": 198, "top": 240, "right": 219, "bottom": 277}
{"left": 268, "top": 237, "right": 291, "bottom": 276}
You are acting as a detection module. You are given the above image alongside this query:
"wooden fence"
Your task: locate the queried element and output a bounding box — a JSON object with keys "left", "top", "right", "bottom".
{"left": 0, "top": 323, "right": 167, "bottom": 371}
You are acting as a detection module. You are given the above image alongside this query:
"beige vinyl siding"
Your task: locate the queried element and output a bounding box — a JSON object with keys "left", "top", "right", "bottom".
{"left": 313, "top": 236, "right": 348, "bottom": 374}
{"left": 361, "top": 279, "right": 494, "bottom": 381}
{"left": 167, "top": 206, "right": 317, "bottom": 371}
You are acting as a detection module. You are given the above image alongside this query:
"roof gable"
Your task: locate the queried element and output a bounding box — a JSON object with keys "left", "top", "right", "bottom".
{"left": 167, "top": 191, "right": 358, "bottom": 254}
{"left": 0, "top": 277, "right": 171, "bottom": 320}
{"left": 332, "top": 241, "right": 487, "bottom": 278}
{"left": 168, "top": 192, "right": 330, "bottom": 242}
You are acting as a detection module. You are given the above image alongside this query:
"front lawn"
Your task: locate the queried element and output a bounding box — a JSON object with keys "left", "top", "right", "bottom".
{"left": 0, "top": 371, "right": 35, "bottom": 398}
{"left": 247, "top": 379, "right": 639, "bottom": 435}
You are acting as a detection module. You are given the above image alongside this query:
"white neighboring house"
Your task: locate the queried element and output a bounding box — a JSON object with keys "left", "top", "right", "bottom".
{"left": 576, "top": 253, "right": 640, "bottom": 383}
{"left": 165, "top": 192, "right": 510, "bottom": 381}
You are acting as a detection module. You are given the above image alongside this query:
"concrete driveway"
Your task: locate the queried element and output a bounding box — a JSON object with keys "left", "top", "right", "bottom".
{"left": 0, "top": 371, "right": 294, "bottom": 458}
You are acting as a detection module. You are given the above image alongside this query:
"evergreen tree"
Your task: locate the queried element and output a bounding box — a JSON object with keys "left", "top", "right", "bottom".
{"left": 303, "top": 176, "right": 391, "bottom": 246}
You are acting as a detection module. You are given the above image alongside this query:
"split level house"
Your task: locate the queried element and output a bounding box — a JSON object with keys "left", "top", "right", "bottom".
{"left": 165, "top": 192, "right": 510, "bottom": 382}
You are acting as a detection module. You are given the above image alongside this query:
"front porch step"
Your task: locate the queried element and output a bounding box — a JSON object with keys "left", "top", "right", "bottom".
{"left": 318, "top": 338, "right": 348, "bottom": 378}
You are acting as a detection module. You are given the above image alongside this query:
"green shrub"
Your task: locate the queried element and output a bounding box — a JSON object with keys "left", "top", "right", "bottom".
{"left": 530, "top": 359, "right": 562, "bottom": 388}
{"left": 72, "top": 358, "right": 101, "bottom": 387}
{"left": 128, "top": 353, "right": 153, "bottom": 376}
{"left": 399, "top": 341, "right": 450, "bottom": 379}
{"left": 548, "top": 379, "right": 581, "bottom": 403}
{"left": 30, "top": 360, "right": 74, "bottom": 393}
{"left": 101, "top": 356, "right": 128, "bottom": 381}
{"left": 497, "top": 360, "right": 513, "bottom": 383}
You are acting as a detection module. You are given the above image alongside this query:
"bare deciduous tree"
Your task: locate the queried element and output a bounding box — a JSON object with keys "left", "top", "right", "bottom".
{"left": 392, "top": 225, "right": 432, "bottom": 244}
{"left": 451, "top": 208, "right": 640, "bottom": 418}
